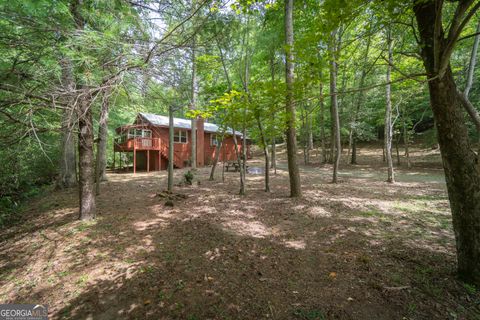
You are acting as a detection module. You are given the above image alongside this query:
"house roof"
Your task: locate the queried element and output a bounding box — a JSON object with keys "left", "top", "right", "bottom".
{"left": 137, "top": 112, "right": 244, "bottom": 138}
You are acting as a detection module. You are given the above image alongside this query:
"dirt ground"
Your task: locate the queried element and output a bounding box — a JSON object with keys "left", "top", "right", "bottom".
{"left": 1, "top": 145, "right": 479, "bottom": 319}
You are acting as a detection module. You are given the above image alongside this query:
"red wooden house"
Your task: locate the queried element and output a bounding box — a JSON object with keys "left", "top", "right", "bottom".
{"left": 113, "top": 113, "right": 250, "bottom": 173}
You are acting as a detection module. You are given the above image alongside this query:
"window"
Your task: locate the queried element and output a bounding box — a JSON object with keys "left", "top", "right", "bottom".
{"left": 127, "top": 128, "right": 151, "bottom": 139}
{"left": 211, "top": 134, "right": 219, "bottom": 146}
{"left": 174, "top": 130, "right": 188, "bottom": 143}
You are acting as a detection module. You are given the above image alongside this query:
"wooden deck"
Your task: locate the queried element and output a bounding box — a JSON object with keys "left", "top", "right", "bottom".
{"left": 114, "top": 137, "right": 161, "bottom": 152}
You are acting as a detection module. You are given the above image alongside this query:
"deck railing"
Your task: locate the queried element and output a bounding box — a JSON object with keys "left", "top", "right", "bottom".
{"left": 114, "top": 137, "right": 161, "bottom": 151}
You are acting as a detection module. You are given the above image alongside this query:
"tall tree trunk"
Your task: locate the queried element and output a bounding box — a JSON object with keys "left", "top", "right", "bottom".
{"left": 350, "top": 34, "right": 372, "bottom": 165}
{"left": 168, "top": 106, "right": 174, "bottom": 192}
{"left": 190, "top": 40, "right": 197, "bottom": 169}
{"left": 395, "top": 132, "right": 401, "bottom": 166}
{"left": 330, "top": 29, "right": 341, "bottom": 183}
{"left": 307, "top": 104, "right": 313, "bottom": 164}
{"left": 71, "top": 0, "right": 95, "bottom": 220}
{"left": 57, "top": 57, "right": 77, "bottom": 189}
{"left": 232, "top": 126, "right": 245, "bottom": 195}
{"left": 464, "top": 21, "right": 480, "bottom": 99}
{"left": 211, "top": 37, "right": 232, "bottom": 181}
{"left": 256, "top": 115, "right": 270, "bottom": 192}
{"left": 284, "top": 0, "right": 301, "bottom": 197}
{"left": 209, "top": 132, "right": 224, "bottom": 181}
{"left": 385, "top": 27, "right": 395, "bottom": 183}
{"left": 270, "top": 54, "right": 277, "bottom": 172}
{"left": 95, "top": 89, "right": 111, "bottom": 195}
{"left": 78, "top": 91, "right": 95, "bottom": 220}
{"left": 403, "top": 112, "right": 411, "bottom": 169}
{"left": 414, "top": 1, "right": 480, "bottom": 285}
{"left": 319, "top": 70, "right": 327, "bottom": 164}
{"left": 271, "top": 137, "right": 277, "bottom": 173}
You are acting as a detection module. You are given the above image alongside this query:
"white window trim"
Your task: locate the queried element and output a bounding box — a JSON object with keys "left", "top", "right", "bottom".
{"left": 174, "top": 130, "right": 188, "bottom": 144}
{"left": 210, "top": 134, "right": 219, "bottom": 146}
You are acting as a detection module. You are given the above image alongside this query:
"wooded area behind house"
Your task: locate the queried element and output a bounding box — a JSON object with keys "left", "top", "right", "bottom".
{"left": 1, "top": 0, "right": 480, "bottom": 319}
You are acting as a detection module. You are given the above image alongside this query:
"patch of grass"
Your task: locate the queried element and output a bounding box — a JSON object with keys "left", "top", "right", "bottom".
{"left": 174, "top": 279, "right": 185, "bottom": 291}
{"left": 57, "top": 270, "right": 71, "bottom": 277}
{"left": 356, "top": 254, "right": 371, "bottom": 264}
{"left": 140, "top": 265, "right": 155, "bottom": 274}
{"left": 463, "top": 283, "right": 477, "bottom": 295}
{"left": 390, "top": 273, "right": 405, "bottom": 286}
{"left": 124, "top": 257, "right": 135, "bottom": 264}
{"left": 75, "top": 274, "right": 88, "bottom": 287}
{"left": 406, "top": 302, "right": 417, "bottom": 316}
{"left": 293, "top": 308, "right": 326, "bottom": 320}
{"left": 394, "top": 201, "right": 424, "bottom": 214}
{"left": 358, "top": 207, "right": 383, "bottom": 218}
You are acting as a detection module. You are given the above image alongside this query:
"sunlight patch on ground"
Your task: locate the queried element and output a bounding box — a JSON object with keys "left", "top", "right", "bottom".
{"left": 222, "top": 219, "right": 271, "bottom": 238}
{"left": 283, "top": 239, "right": 306, "bottom": 250}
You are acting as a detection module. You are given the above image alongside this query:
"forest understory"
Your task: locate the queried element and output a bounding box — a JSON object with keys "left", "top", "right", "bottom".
{"left": 1, "top": 145, "right": 479, "bottom": 320}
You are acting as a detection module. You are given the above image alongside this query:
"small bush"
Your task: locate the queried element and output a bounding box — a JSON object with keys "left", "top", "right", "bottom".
{"left": 184, "top": 170, "right": 194, "bottom": 185}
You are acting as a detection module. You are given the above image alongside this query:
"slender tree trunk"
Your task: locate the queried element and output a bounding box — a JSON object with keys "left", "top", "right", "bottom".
{"left": 209, "top": 132, "right": 224, "bottom": 181}
{"left": 403, "top": 113, "right": 411, "bottom": 169}
{"left": 385, "top": 27, "right": 395, "bottom": 183}
{"left": 395, "top": 133, "right": 401, "bottom": 166}
{"left": 271, "top": 137, "right": 277, "bottom": 173}
{"left": 465, "top": 21, "right": 480, "bottom": 99}
{"left": 78, "top": 91, "right": 95, "bottom": 220}
{"left": 71, "top": 0, "right": 95, "bottom": 220}
{"left": 319, "top": 70, "right": 327, "bottom": 164}
{"left": 232, "top": 126, "right": 245, "bottom": 195}
{"left": 168, "top": 106, "right": 174, "bottom": 192}
{"left": 256, "top": 115, "right": 270, "bottom": 192}
{"left": 57, "top": 57, "right": 77, "bottom": 189}
{"left": 95, "top": 89, "right": 111, "bottom": 196}
{"left": 270, "top": 55, "right": 277, "bottom": 172}
{"left": 351, "top": 35, "right": 372, "bottom": 165}
{"left": 330, "top": 29, "right": 341, "bottom": 183}
{"left": 307, "top": 105, "right": 313, "bottom": 164}
{"left": 414, "top": 2, "right": 480, "bottom": 285}
{"left": 301, "top": 106, "right": 308, "bottom": 165}
{"left": 285, "top": 0, "right": 301, "bottom": 197}
{"left": 190, "top": 40, "right": 197, "bottom": 169}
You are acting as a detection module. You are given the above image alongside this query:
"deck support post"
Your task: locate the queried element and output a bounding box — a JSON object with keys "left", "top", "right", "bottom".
{"left": 133, "top": 141, "right": 136, "bottom": 174}
{"left": 158, "top": 150, "right": 161, "bottom": 171}
{"left": 147, "top": 150, "right": 150, "bottom": 172}
{"left": 113, "top": 151, "right": 116, "bottom": 172}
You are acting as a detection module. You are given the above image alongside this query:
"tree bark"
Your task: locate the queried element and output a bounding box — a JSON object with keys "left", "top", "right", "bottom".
{"left": 168, "top": 105, "right": 174, "bottom": 192}
{"left": 403, "top": 112, "right": 411, "bottom": 169}
{"left": 284, "top": 0, "right": 301, "bottom": 197}
{"left": 95, "top": 89, "right": 111, "bottom": 195}
{"left": 414, "top": 1, "right": 480, "bottom": 285}
{"left": 385, "top": 27, "right": 395, "bottom": 183}
{"left": 271, "top": 137, "right": 277, "bottom": 173}
{"left": 190, "top": 40, "right": 197, "bottom": 169}
{"left": 350, "top": 34, "right": 371, "bottom": 165}
{"left": 256, "top": 115, "right": 270, "bottom": 192}
{"left": 330, "top": 29, "right": 341, "bottom": 183}
{"left": 57, "top": 57, "right": 77, "bottom": 189}
{"left": 209, "top": 132, "right": 224, "bottom": 181}
{"left": 78, "top": 91, "right": 95, "bottom": 220}
{"left": 270, "top": 54, "right": 277, "bottom": 172}
{"left": 319, "top": 70, "right": 327, "bottom": 164}
{"left": 232, "top": 126, "right": 245, "bottom": 195}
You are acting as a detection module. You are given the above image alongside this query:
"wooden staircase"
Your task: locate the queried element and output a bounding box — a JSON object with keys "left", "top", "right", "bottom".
{"left": 159, "top": 143, "right": 183, "bottom": 168}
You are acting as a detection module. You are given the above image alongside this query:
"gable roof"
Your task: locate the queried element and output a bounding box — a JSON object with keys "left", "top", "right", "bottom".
{"left": 137, "top": 112, "right": 244, "bottom": 137}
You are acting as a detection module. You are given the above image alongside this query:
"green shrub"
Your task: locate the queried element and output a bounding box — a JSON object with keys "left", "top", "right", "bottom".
{"left": 184, "top": 170, "right": 194, "bottom": 185}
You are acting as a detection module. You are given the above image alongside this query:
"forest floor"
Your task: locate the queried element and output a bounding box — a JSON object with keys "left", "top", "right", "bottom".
{"left": 1, "top": 145, "right": 480, "bottom": 320}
